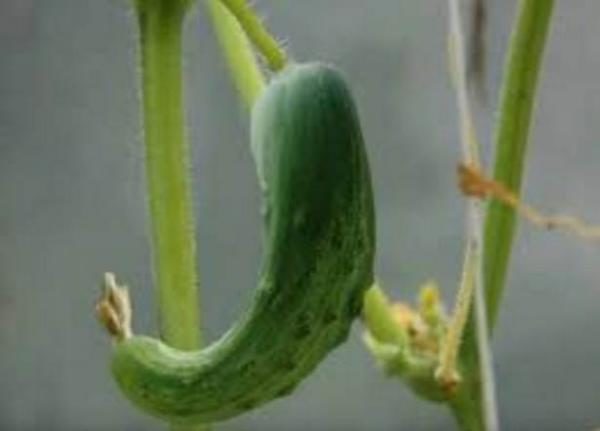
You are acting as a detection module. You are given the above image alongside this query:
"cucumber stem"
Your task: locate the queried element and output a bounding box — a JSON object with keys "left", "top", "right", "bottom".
{"left": 455, "top": 1, "right": 555, "bottom": 429}
{"left": 218, "top": 0, "right": 288, "bottom": 72}
{"left": 136, "top": 2, "right": 205, "bottom": 430}
{"left": 483, "top": 0, "right": 555, "bottom": 329}
{"left": 445, "top": 1, "right": 493, "bottom": 428}
{"left": 206, "top": 0, "right": 265, "bottom": 108}
{"left": 138, "top": 0, "right": 200, "bottom": 351}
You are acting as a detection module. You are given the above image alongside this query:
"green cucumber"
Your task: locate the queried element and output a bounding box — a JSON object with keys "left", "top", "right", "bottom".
{"left": 109, "top": 63, "right": 375, "bottom": 424}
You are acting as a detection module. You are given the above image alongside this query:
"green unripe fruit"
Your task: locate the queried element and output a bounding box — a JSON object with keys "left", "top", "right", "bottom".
{"left": 109, "top": 63, "right": 375, "bottom": 425}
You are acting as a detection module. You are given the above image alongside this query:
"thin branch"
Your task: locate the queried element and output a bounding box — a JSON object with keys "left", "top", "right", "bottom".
{"left": 442, "top": 0, "right": 499, "bottom": 429}
{"left": 448, "top": 0, "right": 481, "bottom": 167}
{"left": 206, "top": 0, "right": 265, "bottom": 108}
{"left": 218, "top": 0, "right": 288, "bottom": 72}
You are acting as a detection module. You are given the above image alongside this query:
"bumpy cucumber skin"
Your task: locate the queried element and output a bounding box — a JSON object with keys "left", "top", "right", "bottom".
{"left": 111, "top": 63, "right": 375, "bottom": 424}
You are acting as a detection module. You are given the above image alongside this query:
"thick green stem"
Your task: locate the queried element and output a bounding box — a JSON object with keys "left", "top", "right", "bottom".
{"left": 138, "top": 0, "right": 200, "bottom": 351}
{"left": 206, "top": 0, "right": 265, "bottom": 108}
{"left": 450, "top": 391, "right": 485, "bottom": 431}
{"left": 483, "top": 0, "right": 555, "bottom": 330}
{"left": 454, "top": 1, "right": 555, "bottom": 430}
{"left": 136, "top": 3, "right": 204, "bottom": 430}
{"left": 451, "top": 332, "right": 485, "bottom": 431}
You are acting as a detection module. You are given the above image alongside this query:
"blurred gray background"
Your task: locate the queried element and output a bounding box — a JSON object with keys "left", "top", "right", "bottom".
{"left": 1, "top": 1, "right": 600, "bottom": 430}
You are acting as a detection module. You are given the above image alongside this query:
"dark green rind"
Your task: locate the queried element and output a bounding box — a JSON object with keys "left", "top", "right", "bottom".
{"left": 111, "top": 63, "right": 375, "bottom": 424}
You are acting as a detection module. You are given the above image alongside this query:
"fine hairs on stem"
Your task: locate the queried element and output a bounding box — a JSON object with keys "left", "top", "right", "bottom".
{"left": 439, "top": 0, "right": 499, "bottom": 429}
{"left": 218, "top": 0, "right": 288, "bottom": 72}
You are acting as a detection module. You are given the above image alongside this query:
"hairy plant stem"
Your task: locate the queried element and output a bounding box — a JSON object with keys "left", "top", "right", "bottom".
{"left": 136, "top": 2, "right": 205, "bottom": 430}
{"left": 218, "top": 0, "right": 288, "bottom": 72}
{"left": 455, "top": 1, "right": 555, "bottom": 430}
{"left": 206, "top": 0, "right": 265, "bottom": 108}
{"left": 445, "top": 0, "right": 495, "bottom": 429}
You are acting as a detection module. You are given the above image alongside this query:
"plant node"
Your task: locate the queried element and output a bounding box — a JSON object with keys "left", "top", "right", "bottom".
{"left": 362, "top": 282, "right": 468, "bottom": 402}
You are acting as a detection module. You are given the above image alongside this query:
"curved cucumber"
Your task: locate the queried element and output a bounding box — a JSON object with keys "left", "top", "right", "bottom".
{"left": 110, "top": 63, "right": 375, "bottom": 424}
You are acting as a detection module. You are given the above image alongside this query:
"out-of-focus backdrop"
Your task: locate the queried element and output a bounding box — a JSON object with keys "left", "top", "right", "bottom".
{"left": 1, "top": 1, "right": 599, "bottom": 430}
